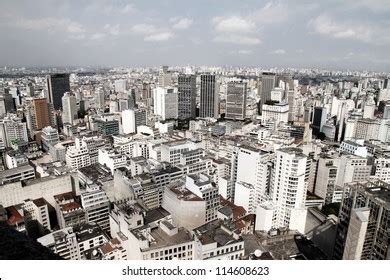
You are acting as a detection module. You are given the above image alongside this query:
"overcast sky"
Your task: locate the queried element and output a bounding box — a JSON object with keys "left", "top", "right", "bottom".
{"left": 1, "top": 0, "right": 390, "bottom": 71}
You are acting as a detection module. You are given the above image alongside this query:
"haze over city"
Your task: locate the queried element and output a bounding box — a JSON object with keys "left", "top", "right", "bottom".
{"left": 1, "top": 0, "right": 390, "bottom": 71}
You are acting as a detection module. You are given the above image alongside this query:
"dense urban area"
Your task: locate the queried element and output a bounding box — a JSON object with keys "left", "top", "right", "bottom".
{"left": 0, "top": 65, "right": 389, "bottom": 260}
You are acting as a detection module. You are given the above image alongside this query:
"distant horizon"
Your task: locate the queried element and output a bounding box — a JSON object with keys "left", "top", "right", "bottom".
{"left": 1, "top": 1, "right": 390, "bottom": 72}
{"left": 1, "top": 64, "right": 390, "bottom": 75}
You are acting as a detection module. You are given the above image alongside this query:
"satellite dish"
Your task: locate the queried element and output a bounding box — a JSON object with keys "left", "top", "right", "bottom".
{"left": 254, "top": 249, "right": 262, "bottom": 257}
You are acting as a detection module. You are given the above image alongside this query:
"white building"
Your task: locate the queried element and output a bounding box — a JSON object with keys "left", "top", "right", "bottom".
{"left": 153, "top": 87, "right": 178, "bottom": 120}
{"left": 38, "top": 227, "right": 80, "bottom": 260}
{"left": 122, "top": 109, "right": 136, "bottom": 134}
{"left": 261, "top": 102, "right": 289, "bottom": 128}
{"left": 340, "top": 139, "right": 368, "bottom": 157}
{"left": 98, "top": 148, "right": 127, "bottom": 175}
{"left": 258, "top": 148, "right": 307, "bottom": 233}
{"left": 81, "top": 185, "right": 111, "bottom": 232}
{"left": 0, "top": 114, "right": 28, "bottom": 148}
{"left": 62, "top": 92, "right": 77, "bottom": 125}
{"left": 162, "top": 180, "right": 206, "bottom": 230}
{"left": 193, "top": 220, "right": 245, "bottom": 260}
{"left": 185, "top": 174, "right": 219, "bottom": 222}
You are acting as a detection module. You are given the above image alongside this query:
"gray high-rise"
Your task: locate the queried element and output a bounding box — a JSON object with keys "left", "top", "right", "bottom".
{"left": 178, "top": 74, "right": 196, "bottom": 119}
{"left": 47, "top": 74, "right": 70, "bottom": 110}
{"left": 225, "top": 81, "right": 247, "bottom": 120}
{"left": 200, "top": 74, "right": 219, "bottom": 118}
{"left": 260, "top": 73, "right": 276, "bottom": 114}
{"left": 333, "top": 180, "right": 390, "bottom": 260}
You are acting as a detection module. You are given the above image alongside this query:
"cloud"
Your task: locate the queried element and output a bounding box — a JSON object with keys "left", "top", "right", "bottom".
{"left": 90, "top": 33, "right": 105, "bottom": 40}
{"left": 131, "top": 24, "right": 157, "bottom": 35}
{"left": 214, "top": 34, "right": 261, "bottom": 45}
{"left": 68, "top": 34, "right": 86, "bottom": 40}
{"left": 270, "top": 49, "right": 286, "bottom": 54}
{"left": 14, "top": 17, "right": 85, "bottom": 34}
{"left": 237, "top": 49, "right": 253, "bottom": 55}
{"left": 171, "top": 17, "right": 193, "bottom": 30}
{"left": 121, "top": 4, "right": 135, "bottom": 14}
{"left": 251, "top": 1, "right": 289, "bottom": 24}
{"left": 212, "top": 16, "right": 255, "bottom": 33}
{"left": 104, "top": 24, "right": 120, "bottom": 35}
{"left": 144, "top": 32, "right": 174, "bottom": 42}
{"left": 86, "top": 1, "right": 136, "bottom": 15}
{"left": 308, "top": 14, "right": 373, "bottom": 43}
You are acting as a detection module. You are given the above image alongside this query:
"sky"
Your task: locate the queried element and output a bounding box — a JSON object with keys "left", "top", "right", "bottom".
{"left": 1, "top": 0, "right": 390, "bottom": 71}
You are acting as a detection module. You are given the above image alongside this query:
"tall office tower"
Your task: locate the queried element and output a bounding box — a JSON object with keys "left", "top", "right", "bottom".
{"left": 31, "top": 98, "right": 52, "bottom": 129}
{"left": 62, "top": 92, "right": 77, "bottom": 125}
{"left": 158, "top": 66, "right": 172, "bottom": 87}
{"left": 47, "top": 74, "right": 70, "bottom": 110}
{"left": 114, "top": 79, "right": 127, "bottom": 93}
{"left": 259, "top": 72, "right": 276, "bottom": 114}
{"left": 287, "top": 90, "right": 295, "bottom": 122}
{"left": 363, "top": 97, "right": 375, "bottom": 119}
{"left": 178, "top": 74, "right": 197, "bottom": 119}
{"left": 200, "top": 74, "right": 219, "bottom": 119}
{"left": 262, "top": 148, "right": 307, "bottom": 232}
{"left": 127, "top": 88, "right": 137, "bottom": 109}
{"left": 225, "top": 81, "right": 247, "bottom": 120}
{"left": 314, "top": 155, "right": 339, "bottom": 204}
{"left": 153, "top": 87, "right": 178, "bottom": 120}
{"left": 26, "top": 82, "right": 34, "bottom": 97}
{"left": 312, "top": 107, "right": 327, "bottom": 136}
{"left": 0, "top": 90, "right": 16, "bottom": 114}
{"left": 95, "top": 89, "right": 105, "bottom": 110}
{"left": 141, "top": 82, "right": 152, "bottom": 100}
{"left": 334, "top": 181, "right": 390, "bottom": 260}
{"left": 383, "top": 78, "right": 389, "bottom": 89}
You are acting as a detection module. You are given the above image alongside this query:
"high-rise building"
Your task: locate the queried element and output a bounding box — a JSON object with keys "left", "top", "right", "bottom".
{"left": 61, "top": 92, "right": 77, "bottom": 125}
{"left": 95, "top": 89, "right": 105, "bottom": 110}
{"left": 225, "top": 81, "right": 247, "bottom": 120}
{"left": 257, "top": 148, "right": 307, "bottom": 233}
{"left": 178, "top": 74, "right": 196, "bottom": 119}
{"left": 0, "top": 115, "right": 28, "bottom": 148}
{"left": 200, "top": 74, "right": 219, "bottom": 119}
{"left": 158, "top": 66, "right": 172, "bottom": 87}
{"left": 47, "top": 74, "right": 70, "bottom": 110}
{"left": 260, "top": 73, "right": 276, "bottom": 114}
{"left": 153, "top": 87, "right": 178, "bottom": 120}
{"left": 31, "top": 98, "right": 52, "bottom": 130}
{"left": 334, "top": 180, "right": 390, "bottom": 260}
{"left": 80, "top": 185, "right": 110, "bottom": 232}
{"left": 312, "top": 107, "right": 327, "bottom": 136}
{"left": 114, "top": 79, "right": 127, "bottom": 93}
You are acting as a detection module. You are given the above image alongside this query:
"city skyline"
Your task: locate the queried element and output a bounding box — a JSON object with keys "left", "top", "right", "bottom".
{"left": 1, "top": 0, "right": 390, "bottom": 71}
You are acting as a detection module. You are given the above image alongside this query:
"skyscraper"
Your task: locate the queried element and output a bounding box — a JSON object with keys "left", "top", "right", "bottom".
{"left": 200, "top": 74, "right": 219, "bottom": 119}
{"left": 178, "top": 74, "right": 196, "bottom": 119}
{"left": 312, "top": 107, "right": 327, "bottom": 136}
{"left": 260, "top": 72, "right": 276, "bottom": 114}
{"left": 225, "top": 81, "right": 247, "bottom": 120}
{"left": 47, "top": 74, "right": 70, "bottom": 110}
{"left": 153, "top": 87, "right": 178, "bottom": 120}
{"left": 31, "top": 98, "right": 52, "bottom": 130}
{"left": 62, "top": 92, "right": 77, "bottom": 125}
{"left": 333, "top": 180, "right": 390, "bottom": 260}
{"left": 158, "top": 66, "right": 172, "bottom": 87}
{"left": 258, "top": 147, "right": 307, "bottom": 232}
